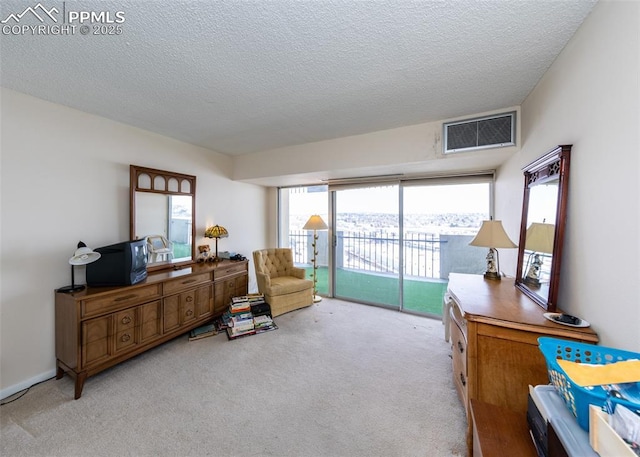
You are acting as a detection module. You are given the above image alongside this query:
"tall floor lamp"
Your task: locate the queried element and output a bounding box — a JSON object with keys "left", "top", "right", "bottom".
{"left": 303, "top": 215, "right": 328, "bottom": 303}
{"left": 469, "top": 220, "right": 517, "bottom": 280}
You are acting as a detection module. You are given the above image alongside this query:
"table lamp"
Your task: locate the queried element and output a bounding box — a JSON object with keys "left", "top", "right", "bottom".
{"left": 204, "top": 225, "right": 228, "bottom": 261}
{"left": 303, "top": 215, "right": 328, "bottom": 302}
{"left": 523, "top": 222, "right": 555, "bottom": 286}
{"left": 57, "top": 241, "right": 101, "bottom": 293}
{"left": 469, "top": 220, "right": 517, "bottom": 280}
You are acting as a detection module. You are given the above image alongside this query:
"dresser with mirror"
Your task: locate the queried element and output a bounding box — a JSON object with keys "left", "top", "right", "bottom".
{"left": 446, "top": 146, "right": 599, "bottom": 454}
{"left": 55, "top": 165, "right": 248, "bottom": 399}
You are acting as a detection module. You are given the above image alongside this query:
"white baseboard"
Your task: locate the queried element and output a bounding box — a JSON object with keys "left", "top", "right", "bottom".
{"left": 1, "top": 369, "right": 57, "bottom": 401}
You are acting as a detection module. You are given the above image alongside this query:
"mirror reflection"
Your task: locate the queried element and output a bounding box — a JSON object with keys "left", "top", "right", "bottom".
{"left": 520, "top": 182, "right": 558, "bottom": 301}
{"left": 134, "top": 193, "right": 193, "bottom": 264}
{"left": 515, "top": 144, "right": 571, "bottom": 312}
{"left": 130, "top": 165, "right": 196, "bottom": 270}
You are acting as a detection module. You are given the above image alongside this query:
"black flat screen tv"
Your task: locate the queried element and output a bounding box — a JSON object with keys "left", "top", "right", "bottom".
{"left": 86, "top": 239, "right": 148, "bottom": 287}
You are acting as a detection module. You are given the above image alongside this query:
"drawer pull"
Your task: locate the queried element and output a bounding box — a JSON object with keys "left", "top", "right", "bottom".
{"left": 121, "top": 333, "right": 131, "bottom": 342}
{"left": 185, "top": 296, "right": 193, "bottom": 302}
{"left": 181, "top": 279, "right": 197, "bottom": 285}
{"left": 185, "top": 309, "right": 194, "bottom": 316}
{"left": 460, "top": 373, "right": 466, "bottom": 387}
{"left": 115, "top": 294, "right": 137, "bottom": 302}
{"left": 121, "top": 316, "right": 132, "bottom": 325}
{"left": 457, "top": 341, "right": 464, "bottom": 354}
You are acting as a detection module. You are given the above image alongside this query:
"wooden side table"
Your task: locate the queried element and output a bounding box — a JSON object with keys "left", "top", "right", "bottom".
{"left": 470, "top": 399, "right": 538, "bottom": 457}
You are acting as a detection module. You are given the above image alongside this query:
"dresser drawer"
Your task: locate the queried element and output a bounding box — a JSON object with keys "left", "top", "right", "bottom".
{"left": 163, "top": 272, "right": 211, "bottom": 295}
{"left": 114, "top": 327, "right": 136, "bottom": 353}
{"left": 82, "top": 316, "right": 110, "bottom": 368}
{"left": 114, "top": 309, "right": 135, "bottom": 332}
{"left": 81, "top": 284, "right": 161, "bottom": 318}
{"left": 214, "top": 262, "right": 247, "bottom": 280}
{"left": 450, "top": 312, "right": 468, "bottom": 410}
{"left": 449, "top": 299, "right": 467, "bottom": 339}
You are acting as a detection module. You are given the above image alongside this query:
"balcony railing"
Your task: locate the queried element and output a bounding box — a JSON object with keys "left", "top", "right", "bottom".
{"left": 289, "top": 230, "right": 483, "bottom": 280}
{"left": 289, "top": 229, "right": 491, "bottom": 316}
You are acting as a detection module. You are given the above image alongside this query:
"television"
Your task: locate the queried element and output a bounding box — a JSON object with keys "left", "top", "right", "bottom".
{"left": 86, "top": 239, "right": 148, "bottom": 287}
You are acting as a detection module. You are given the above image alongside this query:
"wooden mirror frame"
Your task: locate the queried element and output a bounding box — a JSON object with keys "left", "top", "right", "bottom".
{"left": 130, "top": 165, "right": 196, "bottom": 271}
{"left": 515, "top": 145, "right": 571, "bottom": 311}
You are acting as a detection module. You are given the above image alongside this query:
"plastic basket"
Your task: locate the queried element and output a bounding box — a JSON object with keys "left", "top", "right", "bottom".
{"left": 538, "top": 337, "right": 640, "bottom": 431}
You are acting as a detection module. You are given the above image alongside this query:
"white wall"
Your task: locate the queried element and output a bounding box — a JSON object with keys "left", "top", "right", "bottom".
{"left": 0, "top": 88, "right": 268, "bottom": 397}
{"left": 233, "top": 107, "right": 519, "bottom": 185}
{"left": 497, "top": 0, "right": 639, "bottom": 351}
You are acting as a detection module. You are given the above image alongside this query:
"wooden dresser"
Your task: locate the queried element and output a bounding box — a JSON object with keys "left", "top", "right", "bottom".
{"left": 446, "top": 273, "right": 598, "bottom": 454}
{"left": 55, "top": 259, "right": 248, "bottom": 399}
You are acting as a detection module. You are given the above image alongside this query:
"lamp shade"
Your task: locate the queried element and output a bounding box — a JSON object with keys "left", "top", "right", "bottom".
{"left": 525, "top": 222, "right": 555, "bottom": 254}
{"left": 303, "top": 215, "right": 328, "bottom": 231}
{"left": 469, "top": 220, "right": 517, "bottom": 249}
{"left": 58, "top": 241, "right": 101, "bottom": 293}
{"left": 204, "top": 225, "right": 228, "bottom": 239}
{"left": 69, "top": 242, "right": 101, "bottom": 265}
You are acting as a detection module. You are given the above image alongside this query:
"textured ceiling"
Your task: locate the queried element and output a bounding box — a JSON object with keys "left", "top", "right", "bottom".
{"left": 1, "top": 0, "right": 597, "bottom": 156}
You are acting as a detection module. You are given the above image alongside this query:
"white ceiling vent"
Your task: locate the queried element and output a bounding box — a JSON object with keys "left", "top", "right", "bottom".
{"left": 444, "top": 112, "right": 516, "bottom": 154}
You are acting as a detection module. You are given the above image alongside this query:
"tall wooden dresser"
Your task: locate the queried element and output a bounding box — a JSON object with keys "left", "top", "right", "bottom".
{"left": 55, "top": 260, "right": 248, "bottom": 399}
{"left": 445, "top": 273, "right": 598, "bottom": 454}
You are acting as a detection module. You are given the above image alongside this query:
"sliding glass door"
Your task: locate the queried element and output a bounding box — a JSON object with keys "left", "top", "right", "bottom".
{"left": 333, "top": 185, "right": 400, "bottom": 308}
{"left": 278, "top": 186, "right": 329, "bottom": 296}
{"left": 402, "top": 181, "right": 490, "bottom": 315}
{"left": 278, "top": 176, "right": 492, "bottom": 317}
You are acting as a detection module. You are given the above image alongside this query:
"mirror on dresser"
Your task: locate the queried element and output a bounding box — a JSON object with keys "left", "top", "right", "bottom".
{"left": 515, "top": 145, "right": 571, "bottom": 312}
{"left": 130, "top": 165, "right": 196, "bottom": 271}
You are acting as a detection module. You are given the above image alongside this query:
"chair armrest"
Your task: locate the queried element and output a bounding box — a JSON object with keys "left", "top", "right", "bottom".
{"left": 290, "top": 267, "right": 307, "bottom": 280}
{"left": 256, "top": 272, "right": 271, "bottom": 291}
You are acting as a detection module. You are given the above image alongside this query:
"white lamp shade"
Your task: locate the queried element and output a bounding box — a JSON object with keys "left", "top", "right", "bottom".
{"left": 525, "top": 222, "right": 555, "bottom": 254}
{"left": 469, "top": 220, "right": 517, "bottom": 249}
{"left": 303, "top": 215, "right": 328, "bottom": 231}
{"left": 69, "top": 246, "right": 101, "bottom": 265}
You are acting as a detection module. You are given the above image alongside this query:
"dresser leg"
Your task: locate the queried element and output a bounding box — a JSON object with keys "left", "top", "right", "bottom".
{"left": 74, "top": 373, "right": 87, "bottom": 400}
{"left": 467, "top": 422, "right": 474, "bottom": 457}
{"left": 56, "top": 362, "right": 64, "bottom": 380}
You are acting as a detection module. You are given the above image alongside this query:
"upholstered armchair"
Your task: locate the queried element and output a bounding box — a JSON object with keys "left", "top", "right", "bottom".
{"left": 252, "top": 248, "right": 314, "bottom": 317}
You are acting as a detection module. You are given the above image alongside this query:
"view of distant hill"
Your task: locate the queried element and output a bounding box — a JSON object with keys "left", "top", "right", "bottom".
{"left": 291, "top": 212, "right": 486, "bottom": 236}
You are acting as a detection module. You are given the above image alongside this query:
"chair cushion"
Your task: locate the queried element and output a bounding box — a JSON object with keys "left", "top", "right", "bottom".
{"left": 268, "top": 276, "right": 313, "bottom": 295}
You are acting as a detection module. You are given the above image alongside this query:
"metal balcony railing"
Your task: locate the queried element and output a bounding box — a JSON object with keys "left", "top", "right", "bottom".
{"left": 289, "top": 230, "right": 444, "bottom": 279}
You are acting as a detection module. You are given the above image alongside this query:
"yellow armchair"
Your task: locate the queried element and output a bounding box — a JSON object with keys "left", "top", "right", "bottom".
{"left": 252, "top": 248, "right": 314, "bottom": 317}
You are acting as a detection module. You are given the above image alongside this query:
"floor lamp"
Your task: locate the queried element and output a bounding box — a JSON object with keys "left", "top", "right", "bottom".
{"left": 303, "top": 215, "right": 328, "bottom": 303}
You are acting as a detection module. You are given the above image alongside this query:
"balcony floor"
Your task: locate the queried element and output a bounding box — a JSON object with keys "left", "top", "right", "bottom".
{"left": 303, "top": 266, "right": 447, "bottom": 316}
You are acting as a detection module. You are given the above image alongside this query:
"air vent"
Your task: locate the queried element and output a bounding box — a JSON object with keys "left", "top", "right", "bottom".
{"left": 444, "top": 112, "right": 516, "bottom": 154}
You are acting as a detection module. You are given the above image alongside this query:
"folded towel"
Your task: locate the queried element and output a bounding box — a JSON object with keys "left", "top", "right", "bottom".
{"left": 557, "top": 359, "right": 640, "bottom": 387}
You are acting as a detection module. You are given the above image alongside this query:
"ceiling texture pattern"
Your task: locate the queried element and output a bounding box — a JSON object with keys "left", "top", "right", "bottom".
{"left": 1, "top": 0, "right": 597, "bottom": 156}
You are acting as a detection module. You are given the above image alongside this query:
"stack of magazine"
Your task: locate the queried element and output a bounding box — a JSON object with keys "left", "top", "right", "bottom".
{"left": 188, "top": 323, "right": 217, "bottom": 341}
{"left": 223, "top": 294, "right": 277, "bottom": 340}
{"left": 253, "top": 314, "right": 276, "bottom": 333}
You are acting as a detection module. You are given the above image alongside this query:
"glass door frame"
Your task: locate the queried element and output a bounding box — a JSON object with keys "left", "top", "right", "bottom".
{"left": 278, "top": 172, "right": 495, "bottom": 316}
{"left": 329, "top": 182, "right": 402, "bottom": 309}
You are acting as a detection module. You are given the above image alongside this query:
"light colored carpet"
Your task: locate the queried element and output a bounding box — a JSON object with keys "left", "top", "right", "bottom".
{"left": 0, "top": 298, "right": 466, "bottom": 457}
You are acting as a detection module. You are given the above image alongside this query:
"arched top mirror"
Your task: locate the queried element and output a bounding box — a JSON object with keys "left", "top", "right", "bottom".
{"left": 130, "top": 165, "right": 196, "bottom": 271}
{"left": 515, "top": 145, "right": 571, "bottom": 312}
